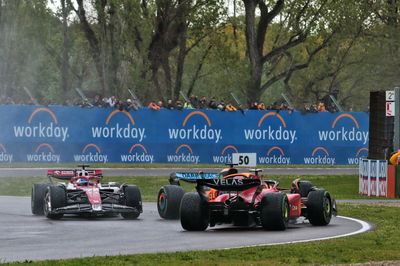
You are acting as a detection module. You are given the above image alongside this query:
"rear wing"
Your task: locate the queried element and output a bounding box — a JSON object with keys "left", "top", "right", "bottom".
{"left": 169, "top": 172, "right": 219, "bottom": 184}
{"left": 197, "top": 178, "right": 261, "bottom": 191}
{"left": 47, "top": 169, "right": 103, "bottom": 180}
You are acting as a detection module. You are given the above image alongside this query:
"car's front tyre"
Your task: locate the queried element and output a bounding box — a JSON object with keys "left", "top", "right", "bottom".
{"left": 31, "top": 183, "right": 49, "bottom": 215}
{"left": 43, "top": 186, "right": 66, "bottom": 220}
{"left": 121, "top": 185, "right": 142, "bottom": 219}
{"left": 306, "top": 189, "right": 332, "bottom": 226}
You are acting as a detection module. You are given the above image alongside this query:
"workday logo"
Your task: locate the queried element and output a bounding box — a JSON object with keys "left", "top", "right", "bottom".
{"left": 166, "top": 144, "right": 200, "bottom": 164}
{"left": 259, "top": 146, "right": 291, "bottom": 165}
{"left": 303, "top": 147, "right": 335, "bottom": 165}
{"left": 212, "top": 145, "right": 239, "bottom": 164}
{"left": 91, "top": 110, "right": 146, "bottom": 142}
{"left": 243, "top": 112, "right": 297, "bottom": 144}
{"left": 0, "top": 143, "right": 13, "bottom": 162}
{"left": 347, "top": 147, "right": 368, "bottom": 165}
{"left": 73, "top": 143, "right": 108, "bottom": 163}
{"left": 318, "top": 113, "right": 368, "bottom": 145}
{"left": 168, "top": 111, "right": 222, "bottom": 143}
{"left": 13, "top": 107, "right": 69, "bottom": 142}
{"left": 120, "top": 144, "right": 154, "bottom": 163}
{"left": 26, "top": 143, "right": 61, "bottom": 163}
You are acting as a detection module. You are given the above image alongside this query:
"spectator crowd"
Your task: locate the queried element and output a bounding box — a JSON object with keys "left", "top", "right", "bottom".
{"left": 0, "top": 93, "right": 354, "bottom": 113}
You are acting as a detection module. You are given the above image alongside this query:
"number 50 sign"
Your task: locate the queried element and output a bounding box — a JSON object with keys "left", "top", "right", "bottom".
{"left": 232, "top": 153, "right": 257, "bottom": 167}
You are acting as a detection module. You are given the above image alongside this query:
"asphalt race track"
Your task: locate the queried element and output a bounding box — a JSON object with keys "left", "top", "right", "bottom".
{"left": 0, "top": 167, "right": 358, "bottom": 178}
{"left": 0, "top": 196, "right": 370, "bottom": 263}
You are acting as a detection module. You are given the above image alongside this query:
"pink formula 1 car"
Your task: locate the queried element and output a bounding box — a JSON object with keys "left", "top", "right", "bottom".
{"left": 179, "top": 169, "right": 337, "bottom": 231}
{"left": 31, "top": 165, "right": 142, "bottom": 220}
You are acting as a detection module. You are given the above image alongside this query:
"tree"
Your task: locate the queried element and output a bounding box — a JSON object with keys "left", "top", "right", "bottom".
{"left": 241, "top": 0, "right": 354, "bottom": 104}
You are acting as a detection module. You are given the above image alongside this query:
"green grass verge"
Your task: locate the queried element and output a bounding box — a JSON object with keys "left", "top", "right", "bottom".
{"left": 0, "top": 174, "right": 381, "bottom": 201}
{"left": 5, "top": 204, "right": 400, "bottom": 265}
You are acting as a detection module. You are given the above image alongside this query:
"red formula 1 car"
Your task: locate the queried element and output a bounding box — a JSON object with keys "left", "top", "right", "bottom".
{"left": 178, "top": 168, "right": 337, "bottom": 231}
{"left": 31, "top": 165, "right": 142, "bottom": 220}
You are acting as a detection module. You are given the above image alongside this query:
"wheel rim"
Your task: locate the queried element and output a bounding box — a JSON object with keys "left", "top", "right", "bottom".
{"left": 323, "top": 195, "right": 331, "bottom": 220}
{"left": 44, "top": 192, "right": 51, "bottom": 215}
{"left": 158, "top": 192, "right": 167, "bottom": 212}
{"left": 283, "top": 199, "right": 289, "bottom": 221}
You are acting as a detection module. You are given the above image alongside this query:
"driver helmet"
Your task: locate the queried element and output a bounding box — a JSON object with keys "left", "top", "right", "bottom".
{"left": 219, "top": 168, "right": 238, "bottom": 178}
{"left": 78, "top": 178, "right": 88, "bottom": 186}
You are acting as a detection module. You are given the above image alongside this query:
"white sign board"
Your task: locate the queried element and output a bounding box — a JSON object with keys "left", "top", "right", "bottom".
{"left": 386, "top": 101, "right": 395, "bottom": 116}
{"left": 232, "top": 153, "right": 257, "bottom": 167}
{"left": 386, "top": 90, "right": 395, "bottom": 101}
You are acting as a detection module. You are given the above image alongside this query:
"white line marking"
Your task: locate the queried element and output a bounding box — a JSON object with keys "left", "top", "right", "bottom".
{"left": 223, "top": 216, "right": 372, "bottom": 249}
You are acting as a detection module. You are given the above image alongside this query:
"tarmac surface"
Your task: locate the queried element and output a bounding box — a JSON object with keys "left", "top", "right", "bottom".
{"left": 0, "top": 196, "right": 370, "bottom": 263}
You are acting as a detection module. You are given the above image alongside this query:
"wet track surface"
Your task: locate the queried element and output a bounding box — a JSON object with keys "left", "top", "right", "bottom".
{"left": 0, "top": 196, "right": 370, "bottom": 263}
{"left": 0, "top": 167, "right": 358, "bottom": 177}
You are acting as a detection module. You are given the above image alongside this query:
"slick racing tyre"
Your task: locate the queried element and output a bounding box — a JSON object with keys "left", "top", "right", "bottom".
{"left": 298, "top": 181, "right": 315, "bottom": 197}
{"left": 180, "top": 192, "right": 209, "bottom": 231}
{"left": 121, "top": 185, "right": 142, "bottom": 219}
{"left": 260, "top": 193, "right": 289, "bottom": 230}
{"left": 306, "top": 189, "right": 332, "bottom": 226}
{"left": 157, "top": 185, "right": 185, "bottom": 219}
{"left": 44, "top": 185, "right": 66, "bottom": 220}
{"left": 31, "top": 183, "right": 49, "bottom": 215}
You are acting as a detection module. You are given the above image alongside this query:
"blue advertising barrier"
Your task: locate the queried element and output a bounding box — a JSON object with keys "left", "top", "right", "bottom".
{"left": 0, "top": 105, "right": 369, "bottom": 165}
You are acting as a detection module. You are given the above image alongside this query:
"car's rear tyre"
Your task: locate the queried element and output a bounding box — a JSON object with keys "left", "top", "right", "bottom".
{"left": 157, "top": 185, "right": 185, "bottom": 219}
{"left": 44, "top": 186, "right": 66, "bottom": 220}
{"left": 260, "top": 193, "right": 289, "bottom": 230}
{"left": 298, "top": 181, "right": 315, "bottom": 197}
{"left": 180, "top": 192, "right": 209, "bottom": 231}
{"left": 121, "top": 185, "right": 142, "bottom": 219}
{"left": 31, "top": 183, "right": 49, "bottom": 215}
{"left": 306, "top": 189, "right": 332, "bottom": 226}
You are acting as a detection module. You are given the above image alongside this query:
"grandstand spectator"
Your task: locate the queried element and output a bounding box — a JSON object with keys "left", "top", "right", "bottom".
{"left": 166, "top": 99, "right": 175, "bottom": 110}
{"left": 184, "top": 100, "right": 193, "bottom": 109}
{"left": 175, "top": 100, "right": 183, "bottom": 110}
{"left": 217, "top": 100, "right": 226, "bottom": 111}
{"left": 199, "top": 97, "right": 208, "bottom": 109}
{"left": 157, "top": 100, "right": 164, "bottom": 109}
{"left": 148, "top": 101, "right": 160, "bottom": 110}
{"left": 327, "top": 103, "right": 339, "bottom": 113}
{"left": 208, "top": 97, "right": 218, "bottom": 109}
{"left": 310, "top": 104, "right": 318, "bottom": 113}
{"left": 106, "top": 96, "right": 117, "bottom": 108}
{"left": 92, "top": 95, "right": 104, "bottom": 107}
{"left": 189, "top": 95, "right": 199, "bottom": 108}
{"left": 249, "top": 102, "right": 258, "bottom": 110}
{"left": 317, "top": 102, "right": 327, "bottom": 112}
{"left": 225, "top": 103, "right": 237, "bottom": 111}
{"left": 257, "top": 102, "right": 266, "bottom": 110}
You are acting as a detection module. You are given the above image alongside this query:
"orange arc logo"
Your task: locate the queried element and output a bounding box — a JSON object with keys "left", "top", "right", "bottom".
{"left": 312, "top": 147, "right": 330, "bottom": 157}
{"left": 183, "top": 111, "right": 211, "bottom": 126}
{"left": 258, "top": 112, "right": 286, "bottom": 128}
{"left": 332, "top": 114, "right": 359, "bottom": 129}
{"left": 0, "top": 144, "right": 7, "bottom": 153}
{"left": 221, "top": 145, "right": 239, "bottom": 155}
{"left": 176, "top": 144, "right": 193, "bottom": 154}
{"left": 82, "top": 144, "right": 101, "bottom": 153}
{"left": 356, "top": 147, "right": 368, "bottom": 157}
{"left": 105, "top": 110, "right": 135, "bottom": 125}
{"left": 28, "top": 107, "right": 58, "bottom": 124}
{"left": 35, "top": 143, "right": 55, "bottom": 153}
{"left": 267, "top": 146, "right": 285, "bottom": 156}
{"left": 129, "top": 144, "right": 148, "bottom": 153}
